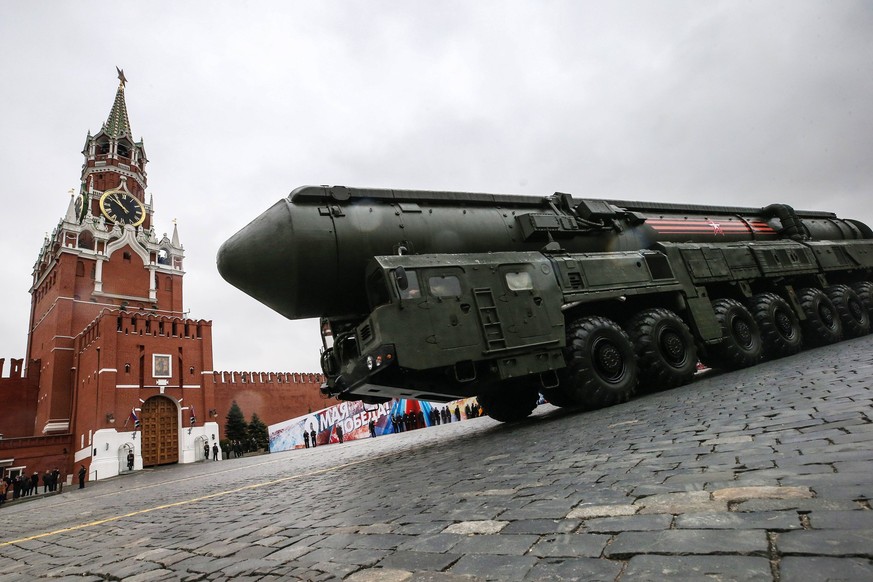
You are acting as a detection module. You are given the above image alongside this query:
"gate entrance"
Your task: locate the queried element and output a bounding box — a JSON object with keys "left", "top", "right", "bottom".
{"left": 141, "top": 396, "right": 179, "bottom": 467}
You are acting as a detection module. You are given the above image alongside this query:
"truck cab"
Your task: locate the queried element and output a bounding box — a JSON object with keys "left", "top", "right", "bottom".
{"left": 320, "top": 252, "right": 567, "bottom": 403}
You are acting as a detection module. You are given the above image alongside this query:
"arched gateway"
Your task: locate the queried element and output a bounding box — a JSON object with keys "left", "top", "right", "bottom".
{"left": 141, "top": 396, "right": 179, "bottom": 466}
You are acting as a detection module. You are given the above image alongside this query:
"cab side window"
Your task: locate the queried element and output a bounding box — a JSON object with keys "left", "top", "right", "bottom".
{"left": 428, "top": 275, "right": 462, "bottom": 298}
{"left": 505, "top": 270, "right": 533, "bottom": 291}
{"left": 398, "top": 270, "right": 421, "bottom": 299}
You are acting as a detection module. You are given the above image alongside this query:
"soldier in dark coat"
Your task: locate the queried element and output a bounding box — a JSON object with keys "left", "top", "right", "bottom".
{"left": 78, "top": 465, "right": 86, "bottom": 489}
{"left": 303, "top": 429, "right": 310, "bottom": 448}
{"left": 368, "top": 418, "right": 376, "bottom": 437}
{"left": 310, "top": 428, "right": 317, "bottom": 447}
{"left": 336, "top": 424, "right": 344, "bottom": 444}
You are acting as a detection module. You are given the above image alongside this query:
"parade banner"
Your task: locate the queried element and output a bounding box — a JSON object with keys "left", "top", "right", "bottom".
{"left": 268, "top": 396, "right": 484, "bottom": 452}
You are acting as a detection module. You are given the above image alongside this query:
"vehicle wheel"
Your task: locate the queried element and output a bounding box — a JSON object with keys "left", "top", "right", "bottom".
{"left": 541, "top": 386, "right": 577, "bottom": 408}
{"left": 559, "top": 316, "right": 637, "bottom": 411}
{"left": 749, "top": 292, "right": 802, "bottom": 359}
{"left": 850, "top": 281, "right": 873, "bottom": 314}
{"left": 477, "top": 378, "right": 539, "bottom": 422}
{"left": 825, "top": 284, "right": 870, "bottom": 338}
{"left": 627, "top": 308, "right": 697, "bottom": 392}
{"left": 710, "top": 298, "right": 762, "bottom": 369}
{"left": 798, "top": 287, "right": 842, "bottom": 346}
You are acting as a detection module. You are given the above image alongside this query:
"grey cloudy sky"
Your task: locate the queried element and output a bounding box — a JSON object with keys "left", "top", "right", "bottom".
{"left": 1, "top": 1, "right": 872, "bottom": 375}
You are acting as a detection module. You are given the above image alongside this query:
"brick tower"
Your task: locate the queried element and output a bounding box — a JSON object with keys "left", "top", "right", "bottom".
{"left": 1, "top": 71, "right": 324, "bottom": 486}
{"left": 28, "top": 69, "right": 185, "bottom": 435}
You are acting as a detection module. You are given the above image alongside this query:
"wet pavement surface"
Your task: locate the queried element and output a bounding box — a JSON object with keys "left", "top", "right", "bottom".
{"left": 1, "top": 335, "right": 872, "bottom": 581}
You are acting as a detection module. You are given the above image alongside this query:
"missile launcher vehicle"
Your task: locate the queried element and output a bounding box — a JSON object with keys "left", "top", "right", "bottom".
{"left": 218, "top": 185, "right": 873, "bottom": 421}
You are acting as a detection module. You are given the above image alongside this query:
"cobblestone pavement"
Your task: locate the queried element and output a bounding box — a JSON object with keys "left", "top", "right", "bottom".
{"left": 2, "top": 336, "right": 873, "bottom": 581}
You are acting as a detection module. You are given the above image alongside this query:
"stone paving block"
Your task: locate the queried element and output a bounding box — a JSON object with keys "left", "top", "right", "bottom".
{"left": 523, "top": 557, "right": 623, "bottom": 581}
{"left": 117, "top": 568, "right": 177, "bottom": 582}
{"left": 809, "top": 511, "right": 873, "bottom": 530}
{"left": 443, "top": 521, "right": 508, "bottom": 535}
{"left": 710, "top": 485, "right": 813, "bottom": 502}
{"left": 449, "top": 534, "right": 539, "bottom": 556}
{"left": 582, "top": 514, "right": 672, "bottom": 533}
{"left": 347, "top": 533, "right": 411, "bottom": 550}
{"left": 498, "top": 499, "right": 576, "bottom": 520}
{"left": 215, "top": 558, "right": 281, "bottom": 577}
{"left": 500, "top": 519, "right": 580, "bottom": 535}
{"left": 779, "top": 556, "right": 873, "bottom": 581}
{"left": 734, "top": 499, "right": 861, "bottom": 512}
{"left": 776, "top": 529, "right": 873, "bottom": 557}
{"left": 449, "top": 554, "right": 538, "bottom": 581}
{"left": 634, "top": 491, "right": 729, "bottom": 515}
{"left": 528, "top": 533, "right": 610, "bottom": 558}
{"left": 264, "top": 544, "right": 313, "bottom": 563}
{"left": 408, "top": 572, "right": 484, "bottom": 582}
{"left": 566, "top": 503, "right": 637, "bottom": 519}
{"left": 377, "top": 550, "right": 462, "bottom": 572}
{"left": 346, "top": 568, "right": 414, "bottom": 582}
{"left": 808, "top": 485, "right": 873, "bottom": 501}
{"left": 663, "top": 470, "right": 736, "bottom": 484}
{"left": 604, "top": 529, "right": 769, "bottom": 558}
{"left": 396, "top": 533, "right": 464, "bottom": 554}
{"left": 675, "top": 511, "right": 802, "bottom": 530}
{"left": 621, "top": 555, "right": 772, "bottom": 581}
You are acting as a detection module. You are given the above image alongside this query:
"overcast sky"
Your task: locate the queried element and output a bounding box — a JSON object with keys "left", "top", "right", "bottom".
{"left": 1, "top": 1, "right": 872, "bottom": 376}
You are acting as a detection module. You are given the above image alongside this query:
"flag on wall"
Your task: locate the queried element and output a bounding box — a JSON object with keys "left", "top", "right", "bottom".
{"left": 189, "top": 406, "right": 196, "bottom": 426}
{"left": 130, "top": 409, "right": 141, "bottom": 430}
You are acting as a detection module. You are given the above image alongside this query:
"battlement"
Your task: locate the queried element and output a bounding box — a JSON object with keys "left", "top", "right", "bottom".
{"left": 210, "top": 370, "right": 324, "bottom": 385}
{"left": 0, "top": 358, "right": 25, "bottom": 380}
{"left": 77, "top": 309, "right": 213, "bottom": 351}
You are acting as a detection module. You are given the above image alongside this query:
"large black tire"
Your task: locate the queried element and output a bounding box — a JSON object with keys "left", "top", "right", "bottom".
{"left": 540, "top": 386, "right": 578, "bottom": 408}
{"left": 749, "top": 292, "right": 802, "bottom": 360}
{"left": 559, "top": 316, "right": 638, "bottom": 411}
{"left": 798, "top": 287, "right": 842, "bottom": 346}
{"left": 850, "top": 281, "right": 873, "bottom": 314}
{"left": 825, "top": 284, "right": 870, "bottom": 338}
{"left": 627, "top": 308, "right": 697, "bottom": 392}
{"left": 709, "top": 298, "right": 763, "bottom": 370}
{"left": 477, "top": 379, "right": 539, "bottom": 422}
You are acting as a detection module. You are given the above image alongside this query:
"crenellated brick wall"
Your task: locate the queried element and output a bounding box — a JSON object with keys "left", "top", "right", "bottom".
{"left": 210, "top": 370, "right": 332, "bottom": 435}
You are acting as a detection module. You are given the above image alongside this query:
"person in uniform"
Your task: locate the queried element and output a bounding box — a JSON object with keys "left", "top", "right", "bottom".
{"left": 310, "top": 427, "right": 317, "bottom": 447}
{"left": 78, "top": 465, "right": 86, "bottom": 489}
{"left": 127, "top": 451, "right": 135, "bottom": 471}
{"left": 303, "top": 429, "right": 310, "bottom": 448}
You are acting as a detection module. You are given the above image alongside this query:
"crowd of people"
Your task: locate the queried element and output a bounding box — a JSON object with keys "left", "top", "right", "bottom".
{"left": 1, "top": 468, "right": 63, "bottom": 504}
{"left": 391, "top": 400, "right": 483, "bottom": 433}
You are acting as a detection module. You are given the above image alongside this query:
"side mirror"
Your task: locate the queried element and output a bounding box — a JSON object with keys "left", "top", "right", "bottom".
{"left": 394, "top": 267, "right": 409, "bottom": 291}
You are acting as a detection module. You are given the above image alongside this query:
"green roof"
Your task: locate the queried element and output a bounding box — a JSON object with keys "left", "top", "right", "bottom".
{"left": 103, "top": 82, "right": 132, "bottom": 138}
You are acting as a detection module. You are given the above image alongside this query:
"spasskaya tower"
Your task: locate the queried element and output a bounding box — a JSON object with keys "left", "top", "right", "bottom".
{"left": 0, "top": 69, "right": 322, "bottom": 483}
{"left": 27, "top": 68, "right": 185, "bottom": 435}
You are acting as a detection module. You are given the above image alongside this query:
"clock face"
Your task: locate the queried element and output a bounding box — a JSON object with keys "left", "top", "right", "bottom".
{"left": 99, "top": 190, "right": 145, "bottom": 226}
